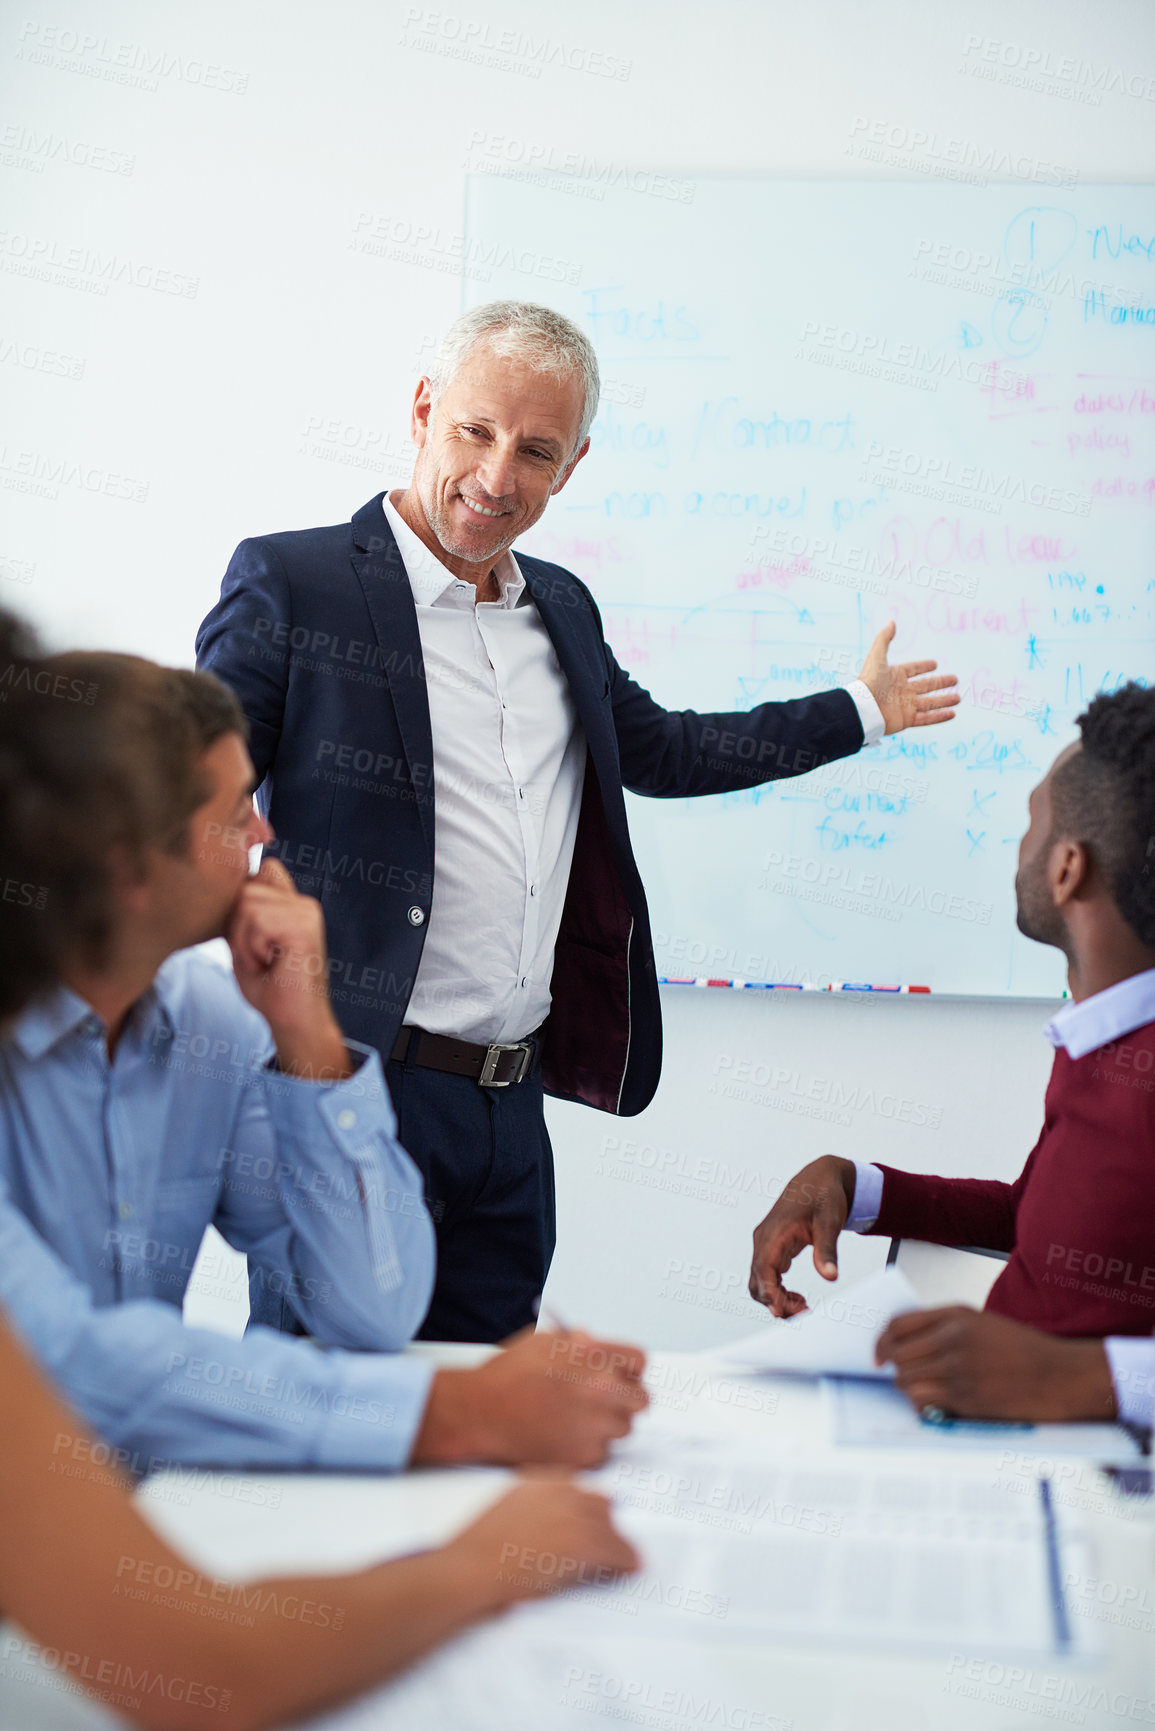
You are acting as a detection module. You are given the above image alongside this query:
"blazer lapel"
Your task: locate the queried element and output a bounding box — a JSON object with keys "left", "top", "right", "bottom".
{"left": 349, "top": 495, "right": 436, "bottom": 862}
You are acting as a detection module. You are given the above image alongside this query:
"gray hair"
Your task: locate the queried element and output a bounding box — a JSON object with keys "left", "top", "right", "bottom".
{"left": 427, "top": 300, "right": 600, "bottom": 460}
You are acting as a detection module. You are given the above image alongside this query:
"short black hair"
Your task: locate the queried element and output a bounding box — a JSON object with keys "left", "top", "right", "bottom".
{"left": 1051, "top": 682, "right": 1155, "bottom": 947}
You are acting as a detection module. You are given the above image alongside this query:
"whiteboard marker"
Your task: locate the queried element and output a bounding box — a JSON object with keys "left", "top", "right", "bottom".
{"left": 658, "top": 977, "right": 842, "bottom": 992}
{"left": 828, "top": 983, "right": 930, "bottom": 994}
{"left": 657, "top": 979, "right": 930, "bottom": 994}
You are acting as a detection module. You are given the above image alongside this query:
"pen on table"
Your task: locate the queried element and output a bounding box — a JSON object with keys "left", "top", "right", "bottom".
{"left": 920, "top": 1404, "right": 1031, "bottom": 1432}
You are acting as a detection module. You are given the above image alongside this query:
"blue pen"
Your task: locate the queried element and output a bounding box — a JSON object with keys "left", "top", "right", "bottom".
{"left": 920, "top": 1405, "right": 1031, "bottom": 1433}
{"left": 1040, "top": 1478, "right": 1073, "bottom": 1654}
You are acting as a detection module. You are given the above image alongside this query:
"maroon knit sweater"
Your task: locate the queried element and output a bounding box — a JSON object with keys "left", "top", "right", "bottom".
{"left": 870, "top": 1018, "right": 1155, "bottom": 1338}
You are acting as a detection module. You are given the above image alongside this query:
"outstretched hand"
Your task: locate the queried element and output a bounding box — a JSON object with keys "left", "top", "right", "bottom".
{"left": 858, "top": 622, "right": 959, "bottom": 734}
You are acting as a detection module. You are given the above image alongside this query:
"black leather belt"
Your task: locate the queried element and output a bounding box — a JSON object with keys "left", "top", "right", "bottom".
{"left": 391, "top": 1025, "right": 543, "bottom": 1087}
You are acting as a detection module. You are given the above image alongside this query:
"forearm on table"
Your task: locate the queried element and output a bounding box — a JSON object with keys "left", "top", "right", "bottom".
{"left": 220, "top": 1546, "right": 507, "bottom": 1730}
{"left": 8, "top": 1502, "right": 502, "bottom": 1731}
{"left": 0, "top": 1323, "right": 501, "bottom": 1731}
{"left": 0, "top": 1194, "right": 431, "bottom": 1468}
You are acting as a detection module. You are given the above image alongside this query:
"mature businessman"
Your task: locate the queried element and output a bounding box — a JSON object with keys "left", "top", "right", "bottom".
{"left": 198, "top": 299, "right": 959, "bottom": 1342}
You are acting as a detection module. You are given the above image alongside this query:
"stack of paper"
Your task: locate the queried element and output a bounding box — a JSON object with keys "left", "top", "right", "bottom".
{"left": 714, "top": 1267, "right": 921, "bottom": 1378}
{"left": 537, "top": 1457, "right": 1097, "bottom": 1660}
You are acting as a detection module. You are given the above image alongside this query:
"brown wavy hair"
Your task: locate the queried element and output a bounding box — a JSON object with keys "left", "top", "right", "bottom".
{"left": 0, "top": 611, "right": 246, "bottom": 1021}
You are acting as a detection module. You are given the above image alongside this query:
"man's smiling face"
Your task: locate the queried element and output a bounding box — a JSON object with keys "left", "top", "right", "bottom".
{"left": 408, "top": 343, "right": 588, "bottom": 570}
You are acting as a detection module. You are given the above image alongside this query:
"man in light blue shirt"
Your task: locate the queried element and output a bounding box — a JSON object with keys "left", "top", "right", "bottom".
{"left": 0, "top": 944, "right": 439, "bottom": 1467}
{"left": 0, "top": 648, "right": 646, "bottom": 1473}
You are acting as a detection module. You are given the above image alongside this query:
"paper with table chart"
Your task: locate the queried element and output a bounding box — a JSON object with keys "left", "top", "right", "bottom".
{"left": 520, "top": 1456, "right": 1098, "bottom": 1660}
{"left": 714, "top": 1266, "right": 920, "bottom": 1376}
{"left": 322, "top": 1478, "right": 1097, "bottom": 1731}
{"left": 827, "top": 1375, "right": 1143, "bottom": 1461}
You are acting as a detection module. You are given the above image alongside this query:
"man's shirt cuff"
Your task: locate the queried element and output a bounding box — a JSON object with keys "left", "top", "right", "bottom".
{"left": 845, "top": 679, "right": 886, "bottom": 746}
{"left": 311, "top": 1350, "right": 437, "bottom": 1469}
{"left": 261, "top": 1040, "right": 397, "bottom": 1155}
{"left": 1104, "top": 1337, "right": 1155, "bottom": 1430}
{"left": 257, "top": 1043, "right": 433, "bottom": 1315}
{"left": 846, "top": 1161, "right": 884, "bottom": 1232}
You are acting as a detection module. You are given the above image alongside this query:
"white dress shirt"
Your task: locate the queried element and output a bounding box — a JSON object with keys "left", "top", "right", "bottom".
{"left": 1042, "top": 967, "right": 1155, "bottom": 1060}
{"left": 847, "top": 967, "right": 1155, "bottom": 1428}
{"left": 384, "top": 494, "right": 586, "bottom": 1044}
{"left": 383, "top": 494, "right": 885, "bottom": 1045}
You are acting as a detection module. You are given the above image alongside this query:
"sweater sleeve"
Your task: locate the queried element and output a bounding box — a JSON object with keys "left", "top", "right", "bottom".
{"left": 866, "top": 1123, "right": 1044, "bottom": 1250}
{"left": 867, "top": 1167, "right": 1019, "bottom": 1250}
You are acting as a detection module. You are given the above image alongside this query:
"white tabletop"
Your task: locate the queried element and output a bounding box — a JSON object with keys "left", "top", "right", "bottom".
{"left": 2, "top": 1351, "right": 1151, "bottom": 1731}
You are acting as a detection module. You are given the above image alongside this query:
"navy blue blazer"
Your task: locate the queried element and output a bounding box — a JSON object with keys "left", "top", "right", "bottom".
{"left": 196, "top": 494, "right": 864, "bottom": 1116}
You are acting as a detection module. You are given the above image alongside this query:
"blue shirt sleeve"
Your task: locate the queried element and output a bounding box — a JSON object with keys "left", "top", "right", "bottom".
{"left": 0, "top": 1178, "right": 434, "bottom": 1472}
{"left": 216, "top": 1040, "right": 435, "bottom": 1350}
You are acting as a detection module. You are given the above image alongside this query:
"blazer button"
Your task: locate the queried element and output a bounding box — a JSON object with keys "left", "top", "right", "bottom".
{"left": 407, "top": 906, "right": 425, "bottom": 926}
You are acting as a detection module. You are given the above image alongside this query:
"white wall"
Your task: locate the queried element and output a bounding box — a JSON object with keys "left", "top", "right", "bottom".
{"left": 542, "top": 986, "right": 1056, "bottom": 1348}
{"left": 6, "top": 0, "right": 1152, "bottom": 1345}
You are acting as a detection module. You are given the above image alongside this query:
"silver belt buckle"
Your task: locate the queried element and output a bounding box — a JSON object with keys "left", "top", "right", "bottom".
{"left": 479, "top": 1040, "right": 533, "bottom": 1087}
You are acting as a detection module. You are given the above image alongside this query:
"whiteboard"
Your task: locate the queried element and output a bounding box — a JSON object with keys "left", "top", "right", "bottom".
{"left": 464, "top": 177, "right": 1155, "bottom": 997}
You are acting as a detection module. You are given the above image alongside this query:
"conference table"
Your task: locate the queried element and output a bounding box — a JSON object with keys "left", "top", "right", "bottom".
{"left": 1, "top": 1343, "right": 1151, "bottom": 1731}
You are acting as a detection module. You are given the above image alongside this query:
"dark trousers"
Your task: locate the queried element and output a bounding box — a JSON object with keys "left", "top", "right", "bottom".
{"left": 384, "top": 1052, "right": 557, "bottom": 1344}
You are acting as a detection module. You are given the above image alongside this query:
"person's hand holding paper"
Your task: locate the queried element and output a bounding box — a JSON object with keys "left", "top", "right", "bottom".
{"left": 875, "top": 1305, "right": 1120, "bottom": 1421}
{"left": 719, "top": 1267, "right": 923, "bottom": 1377}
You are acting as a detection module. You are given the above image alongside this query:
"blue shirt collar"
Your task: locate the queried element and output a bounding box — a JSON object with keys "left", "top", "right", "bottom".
{"left": 1043, "top": 966, "right": 1155, "bottom": 1060}
{"left": 8, "top": 986, "right": 94, "bottom": 1060}
{"left": 7, "top": 961, "right": 181, "bottom": 1061}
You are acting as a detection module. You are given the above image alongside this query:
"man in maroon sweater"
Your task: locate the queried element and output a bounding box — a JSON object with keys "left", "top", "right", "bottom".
{"left": 749, "top": 683, "right": 1155, "bottom": 1427}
